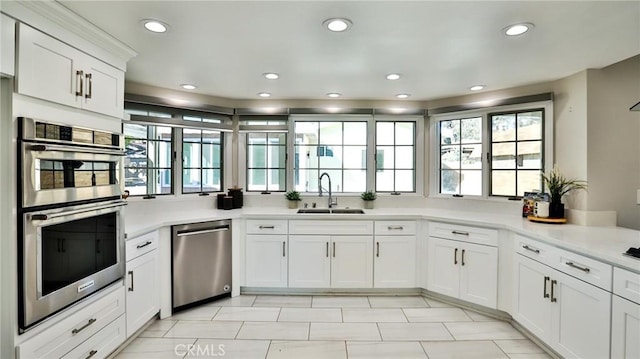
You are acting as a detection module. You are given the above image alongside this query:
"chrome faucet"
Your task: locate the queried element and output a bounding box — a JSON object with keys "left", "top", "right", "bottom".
{"left": 319, "top": 172, "right": 338, "bottom": 208}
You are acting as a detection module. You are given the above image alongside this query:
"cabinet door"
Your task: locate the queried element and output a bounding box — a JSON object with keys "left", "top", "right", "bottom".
{"left": 81, "top": 58, "right": 124, "bottom": 118}
{"left": 551, "top": 270, "right": 611, "bottom": 359}
{"left": 245, "top": 235, "right": 287, "bottom": 287}
{"left": 611, "top": 295, "right": 640, "bottom": 359}
{"left": 17, "top": 24, "right": 82, "bottom": 108}
{"left": 427, "top": 237, "right": 459, "bottom": 298}
{"left": 126, "top": 250, "right": 159, "bottom": 337}
{"left": 513, "top": 254, "right": 552, "bottom": 342}
{"left": 374, "top": 236, "right": 416, "bottom": 288}
{"left": 459, "top": 242, "right": 497, "bottom": 308}
{"left": 288, "top": 235, "right": 331, "bottom": 288}
{"left": 331, "top": 236, "right": 373, "bottom": 288}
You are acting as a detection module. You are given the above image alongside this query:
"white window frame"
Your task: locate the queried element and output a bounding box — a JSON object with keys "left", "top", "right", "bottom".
{"left": 429, "top": 101, "right": 553, "bottom": 200}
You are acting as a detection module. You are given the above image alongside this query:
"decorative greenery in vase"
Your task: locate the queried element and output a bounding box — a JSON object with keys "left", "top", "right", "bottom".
{"left": 361, "top": 190, "right": 377, "bottom": 209}
{"left": 541, "top": 166, "right": 587, "bottom": 218}
{"left": 284, "top": 190, "right": 301, "bottom": 209}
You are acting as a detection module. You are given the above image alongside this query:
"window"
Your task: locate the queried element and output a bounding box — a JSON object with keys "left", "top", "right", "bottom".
{"left": 293, "top": 119, "right": 368, "bottom": 193}
{"left": 490, "top": 109, "right": 544, "bottom": 197}
{"left": 246, "top": 133, "right": 287, "bottom": 192}
{"left": 182, "top": 128, "right": 223, "bottom": 193}
{"left": 123, "top": 123, "right": 173, "bottom": 196}
{"left": 376, "top": 121, "right": 416, "bottom": 192}
{"left": 439, "top": 117, "right": 482, "bottom": 195}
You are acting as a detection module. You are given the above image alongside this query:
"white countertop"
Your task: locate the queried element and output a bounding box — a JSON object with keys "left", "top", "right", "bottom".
{"left": 124, "top": 205, "right": 640, "bottom": 273}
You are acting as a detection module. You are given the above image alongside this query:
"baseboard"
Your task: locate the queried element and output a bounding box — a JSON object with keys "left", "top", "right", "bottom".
{"left": 510, "top": 320, "right": 562, "bottom": 359}
{"left": 241, "top": 287, "right": 422, "bottom": 296}
{"left": 106, "top": 312, "right": 159, "bottom": 359}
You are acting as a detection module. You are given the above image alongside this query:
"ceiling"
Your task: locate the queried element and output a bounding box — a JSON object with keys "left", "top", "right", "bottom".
{"left": 59, "top": 1, "right": 640, "bottom": 102}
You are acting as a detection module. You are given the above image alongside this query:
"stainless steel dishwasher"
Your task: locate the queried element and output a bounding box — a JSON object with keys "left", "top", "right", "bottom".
{"left": 172, "top": 219, "right": 232, "bottom": 310}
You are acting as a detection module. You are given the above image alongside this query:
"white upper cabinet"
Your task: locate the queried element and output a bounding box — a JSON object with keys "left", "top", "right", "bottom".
{"left": 16, "top": 23, "right": 124, "bottom": 119}
{"left": 1, "top": 14, "right": 15, "bottom": 76}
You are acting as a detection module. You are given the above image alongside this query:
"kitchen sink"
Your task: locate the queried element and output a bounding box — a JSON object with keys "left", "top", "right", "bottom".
{"left": 296, "top": 208, "right": 365, "bottom": 214}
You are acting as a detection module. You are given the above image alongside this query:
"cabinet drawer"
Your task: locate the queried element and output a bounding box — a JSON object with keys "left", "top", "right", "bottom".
{"left": 61, "top": 315, "right": 126, "bottom": 359}
{"left": 246, "top": 220, "right": 288, "bottom": 234}
{"left": 614, "top": 267, "right": 640, "bottom": 304}
{"left": 514, "top": 235, "right": 557, "bottom": 267}
{"left": 17, "top": 285, "right": 125, "bottom": 359}
{"left": 554, "top": 247, "right": 612, "bottom": 291}
{"left": 429, "top": 222, "right": 497, "bottom": 246}
{"left": 289, "top": 220, "right": 373, "bottom": 235}
{"left": 126, "top": 230, "right": 158, "bottom": 261}
{"left": 375, "top": 221, "right": 417, "bottom": 235}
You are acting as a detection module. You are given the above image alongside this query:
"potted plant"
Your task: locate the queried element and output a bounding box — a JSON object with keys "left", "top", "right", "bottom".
{"left": 541, "top": 167, "right": 587, "bottom": 218}
{"left": 361, "top": 190, "right": 377, "bottom": 209}
{"left": 284, "top": 190, "right": 302, "bottom": 209}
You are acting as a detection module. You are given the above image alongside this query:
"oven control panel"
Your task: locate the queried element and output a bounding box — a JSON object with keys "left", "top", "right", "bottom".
{"left": 33, "top": 121, "right": 119, "bottom": 147}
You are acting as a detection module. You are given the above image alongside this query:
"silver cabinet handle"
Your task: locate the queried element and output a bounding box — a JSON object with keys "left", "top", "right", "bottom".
{"left": 282, "top": 241, "right": 286, "bottom": 257}
{"left": 86, "top": 350, "right": 98, "bottom": 359}
{"left": 522, "top": 245, "right": 540, "bottom": 254}
{"left": 461, "top": 249, "right": 465, "bottom": 266}
{"left": 550, "top": 279, "right": 557, "bottom": 302}
{"left": 566, "top": 262, "right": 590, "bottom": 273}
{"left": 72, "top": 318, "right": 96, "bottom": 335}
{"left": 326, "top": 242, "right": 329, "bottom": 257}
{"left": 128, "top": 270, "right": 134, "bottom": 291}
{"left": 454, "top": 248, "right": 458, "bottom": 265}
{"left": 176, "top": 227, "right": 229, "bottom": 237}
{"left": 259, "top": 225, "right": 275, "bottom": 229}
{"left": 387, "top": 226, "right": 404, "bottom": 230}
{"left": 28, "top": 143, "right": 125, "bottom": 156}
{"left": 136, "top": 241, "right": 152, "bottom": 249}
{"left": 85, "top": 73, "right": 92, "bottom": 99}
{"left": 452, "top": 230, "right": 469, "bottom": 236}
{"left": 543, "top": 276, "right": 550, "bottom": 298}
{"left": 333, "top": 242, "right": 336, "bottom": 258}
{"left": 376, "top": 242, "right": 380, "bottom": 257}
{"left": 76, "top": 70, "right": 84, "bottom": 96}
{"left": 30, "top": 200, "right": 127, "bottom": 221}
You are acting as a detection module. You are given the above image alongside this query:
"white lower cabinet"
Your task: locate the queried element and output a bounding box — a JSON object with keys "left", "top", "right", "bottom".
{"left": 427, "top": 237, "right": 497, "bottom": 308}
{"left": 125, "top": 231, "right": 159, "bottom": 337}
{"left": 61, "top": 315, "right": 126, "bottom": 359}
{"left": 288, "top": 235, "right": 373, "bottom": 288}
{"left": 513, "top": 254, "right": 611, "bottom": 359}
{"left": 245, "top": 235, "right": 288, "bottom": 287}
{"left": 611, "top": 295, "right": 640, "bottom": 359}
{"left": 374, "top": 235, "right": 416, "bottom": 288}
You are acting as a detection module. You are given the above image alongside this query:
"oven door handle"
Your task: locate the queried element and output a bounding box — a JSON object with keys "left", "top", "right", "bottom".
{"left": 29, "top": 143, "right": 125, "bottom": 157}
{"left": 30, "top": 201, "right": 127, "bottom": 221}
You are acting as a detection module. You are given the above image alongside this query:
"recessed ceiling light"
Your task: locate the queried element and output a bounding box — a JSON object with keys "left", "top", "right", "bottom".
{"left": 180, "top": 84, "right": 197, "bottom": 90}
{"left": 323, "top": 18, "right": 352, "bottom": 32}
{"left": 264, "top": 73, "right": 279, "bottom": 80}
{"left": 386, "top": 73, "right": 401, "bottom": 80}
{"left": 504, "top": 23, "right": 533, "bottom": 36}
{"left": 142, "top": 19, "right": 168, "bottom": 33}
{"left": 327, "top": 93, "right": 341, "bottom": 98}
{"left": 469, "top": 85, "right": 485, "bottom": 91}
{"left": 396, "top": 94, "right": 410, "bottom": 99}
{"left": 258, "top": 92, "right": 271, "bottom": 98}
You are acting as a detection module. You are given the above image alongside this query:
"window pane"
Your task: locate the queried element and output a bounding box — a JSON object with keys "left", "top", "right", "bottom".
{"left": 183, "top": 143, "right": 201, "bottom": 168}
{"left": 319, "top": 122, "right": 343, "bottom": 145}
{"left": 268, "top": 133, "right": 286, "bottom": 144}
{"left": 183, "top": 128, "right": 201, "bottom": 142}
{"left": 267, "top": 169, "right": 286, "bottom": 191}
{"left": 344, "top": 122, "right": 367, "bottom": 145}
{"left": 461, "top": 117, "right": 482, "bottom": 144}
{"left": 517, "top": 170, "right": 541, "bottom": 196}
{"left": 460, "top": 170, "right": 482, "bottom": 195}
{"left": 202, "top": 130, "right": 221, "bottom": 144}
{"left": 395, "top": 170, "right": 414, "bottom": 192}
{"left": 461, "top": 144, "right": 482, "bottom": 169}
{"left": 124, "top": 123, "right": 147, "bottom": 139}
{"left": 395, "top": 146, "right": 414, "bottom": 169}
{"left": 248, "top": 145, "right": 266, "bottom": 168}
{"left": 517, "top": 111, "right": 543, "bottom": 140}
{"left": 318, "top": 146, "right": 342, "bottom": 168}
{"left": 376, "top": 170, "right": 395, "bottom": 192}
{"left": 295, "top": 145, "right": 319, "bottom": 168}
{"left": 152, "top": 126, "right": 172, "bottom": 141}
{"left": 202, "top": 168, "right": 221, "bottom": 192}
{"left": 267, "top": 145, "right": 286, "bottom": 168}
{"left": 248, "top": 133, "right": 267, "bottom": 145}
{"left": 395, "top": 122, "right": 414, "bottom": 145}
{"left": 440, "top": 170, "right": 459, "bottom": 194}
{"left": 440, "top": 146, "right": 460, "bottom": 169}
{"left": 517, "top": 141, "right": 542, "bottom": 169}
{"left": 377, "top": 122, "right": 395, "bottom": 145}
{"left": 248, "top": 169, "right": 266, "bottom": 190}
{"left": 492, "top": 143, "right": 515, "bottom": 169}
{"left": 319, "top": 170, "right": 342, "bottom": 192}
{"left": 343, "top": 170, "right": 366, "bottom": 192}
{"left": 183, "top": 168, "right": 201, "bottom": 193}
{"left": 343, "top": 146, "right": 366, "bottom": 169}
{"left": 492, "top": 170, "right": 515, "bottom": 196}
{"left": 440, "top": 120, "right": 460, "bottom": 145}
{"left": 377, "top": 146, "right": 395, "bottom": 169}
{"left": 156, "top": 141, "right": 172, "bottom": 168}
{"left": 202, "top": 143, "right": 221, "bottom": 168}
{"left": 151, "top": 168, "right": 172, "bottom": 194}
{"left": 295, "top": 122, "right": 319, "bottom": 145}
{"left": 492, "top": 114, "right": 516, "bottom": 142}
{"left": 295, "top": 169, "right": 318, "bottom": 192}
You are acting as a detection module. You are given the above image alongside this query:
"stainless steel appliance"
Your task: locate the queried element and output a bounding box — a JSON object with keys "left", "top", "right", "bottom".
{"left": 17, "top": 117, "right": 126, "bottom": 331}
{"left": 172, "top": 220, "right": 232, "bottom": 310}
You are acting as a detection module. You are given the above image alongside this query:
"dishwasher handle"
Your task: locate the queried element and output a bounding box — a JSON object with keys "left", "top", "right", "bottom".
{"left": 176, "top": 226, "right": 229, "bottom": 237}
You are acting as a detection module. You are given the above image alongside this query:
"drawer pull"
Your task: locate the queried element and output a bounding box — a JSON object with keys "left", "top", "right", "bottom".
{"left": 461, "top": 249, "right": 465, "bottom": 266}
{"left": 75, "top": 70, "right": 84, "bottom": 96}
{"left": 259, "top": 225, "right": 275, "bottom": 229}
{"left": 128, "top": 270, "right": 134, "bottom": 291}
{"left": 333, "top": 242, "right": 336, "bottom": 258}
{"left": 376, "top": 242, "right": 380, "bottom": 257}
{"left": 451, "top": 230, "right": 469, "bottom": 236}
{"left": 550, "top": 279, "right": 557, "bottom": 302}
{"left": 86, "top": 349, "right": 98, "bottom": 359}
{"left": 72, "top": 318, "right": 96, "bottom": 335}
{"left": 282, "top": 241, "right": 286, "bottom": 257}
{"left": 326, "top": 242, "right": 329, "bottom": 258}
{"left": 136, "top": 241, "right": 152, "bottom": 249}
{"left": 454, "top": 248, "right": 458, "bottom": 265}
{"left": 566, "top": 262, "right": 590, "bottom": 273}
{"left": 522, "top": 245, "right": 540, "bottom": 254}
{"left": 543, "top": 276, "right": 550, "bottom": 298}
{"left": 387, "top": 226, "right": 404, "bottom": 230}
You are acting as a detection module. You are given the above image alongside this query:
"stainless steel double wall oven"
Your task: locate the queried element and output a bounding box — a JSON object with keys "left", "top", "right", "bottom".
{"left": 18, "top": 117, "right": 126, "bottom": 331}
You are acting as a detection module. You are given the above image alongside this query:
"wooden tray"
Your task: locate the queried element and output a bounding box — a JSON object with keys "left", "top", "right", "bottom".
{"left": 527, "top": 215, "right": 567, "bottom": 224}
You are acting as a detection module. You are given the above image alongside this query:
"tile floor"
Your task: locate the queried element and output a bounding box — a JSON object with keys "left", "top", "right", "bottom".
{"left": 115, "top": 295, "right": 551, "bottom": 359}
